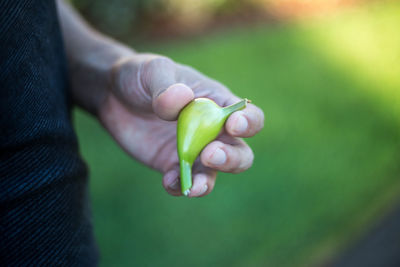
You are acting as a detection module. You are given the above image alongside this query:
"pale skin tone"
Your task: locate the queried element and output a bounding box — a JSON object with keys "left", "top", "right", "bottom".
{"left": 57, "top": 0, "right": 264, "bottom": 197}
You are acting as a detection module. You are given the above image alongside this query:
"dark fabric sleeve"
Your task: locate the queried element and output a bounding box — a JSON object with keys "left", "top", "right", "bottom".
{"left": 0, "top": 0, "right": 99, "bottom": 265}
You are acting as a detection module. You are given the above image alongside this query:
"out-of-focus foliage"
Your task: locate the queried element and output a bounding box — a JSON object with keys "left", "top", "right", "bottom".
{"left": 73, "top": 1, "right": 400, "bottom": 266}
{"left": 70, "top": 0, "right": 258, "bottom": 37}
{"left": 70, "top": 0, "right": 366, "bottom": 39}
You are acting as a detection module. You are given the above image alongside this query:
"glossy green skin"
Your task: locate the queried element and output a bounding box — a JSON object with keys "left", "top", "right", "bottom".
{"left": 177, "top": 98, "right": 248, "bottom": 196}
{"left": 178, "top": 99, "right": 226, "bottom": 166}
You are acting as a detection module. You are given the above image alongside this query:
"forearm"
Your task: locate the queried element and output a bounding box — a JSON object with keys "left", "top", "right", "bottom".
{"left": 56, "top": 0, "right": 135, "bottom": 115}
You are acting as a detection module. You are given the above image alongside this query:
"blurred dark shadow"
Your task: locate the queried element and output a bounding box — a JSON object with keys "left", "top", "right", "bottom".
{"left": 328, "top": 199, "right": 400, "bottom": 267}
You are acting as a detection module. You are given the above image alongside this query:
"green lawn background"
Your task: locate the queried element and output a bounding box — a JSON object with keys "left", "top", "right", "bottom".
{"left": 74, "top": 2, "right": 400, "bottom": 266}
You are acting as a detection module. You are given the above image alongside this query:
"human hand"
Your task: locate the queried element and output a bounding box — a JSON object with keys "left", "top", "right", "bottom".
{"left": 98, "top": 54, "right": 264, "bottom": 197}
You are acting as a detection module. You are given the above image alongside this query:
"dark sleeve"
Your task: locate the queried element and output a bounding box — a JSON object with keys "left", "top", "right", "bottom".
{"left": 0, "top": 0, "right": 98, "bottom": 265}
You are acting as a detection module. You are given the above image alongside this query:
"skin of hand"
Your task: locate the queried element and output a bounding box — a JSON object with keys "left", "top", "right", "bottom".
{"left": 57, "top": 1, "right": 264, "bottom": 197}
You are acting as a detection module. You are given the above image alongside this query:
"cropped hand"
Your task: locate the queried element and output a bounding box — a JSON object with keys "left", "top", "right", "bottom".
{"left": 98, "top": 54, "right": 264, "bottom": 197}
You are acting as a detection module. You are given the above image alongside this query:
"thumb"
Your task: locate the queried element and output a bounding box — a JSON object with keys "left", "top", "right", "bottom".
{"left": 143, "top": 56, "right": 194, "bottom": 120}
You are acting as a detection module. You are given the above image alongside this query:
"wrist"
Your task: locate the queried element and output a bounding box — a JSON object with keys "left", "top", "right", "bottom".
{"left": 68, "top": 40, "right": 136, "bottom": 116}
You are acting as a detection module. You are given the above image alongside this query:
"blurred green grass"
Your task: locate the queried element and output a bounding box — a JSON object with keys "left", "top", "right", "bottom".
{"left": 74, "top": 1, "right": 400, "bottom": 266}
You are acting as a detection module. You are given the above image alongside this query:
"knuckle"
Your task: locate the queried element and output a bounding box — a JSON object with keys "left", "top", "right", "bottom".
{"left": 233, "top": 146, "right": 254, "bottom": 173}
{"left": 110, "top": 57, "right": 137, "bottom": 93}
{"left": 145, "top": 56, "right": 175, "bottom": 71}
{"left": 226, "top": 150, "right": 242, "bottom": 173}
{"left": 140, "top": 56, "right": 176, "bottom": 91}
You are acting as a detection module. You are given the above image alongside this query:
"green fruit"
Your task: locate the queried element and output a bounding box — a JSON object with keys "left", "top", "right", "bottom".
{"left": 177, "top": 98, "right": 249, "bottom": 196}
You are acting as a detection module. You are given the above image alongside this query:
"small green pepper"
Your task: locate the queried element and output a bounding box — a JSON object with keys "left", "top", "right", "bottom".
{"left": 177, "top": 97, "right": 250, "bottom": 196}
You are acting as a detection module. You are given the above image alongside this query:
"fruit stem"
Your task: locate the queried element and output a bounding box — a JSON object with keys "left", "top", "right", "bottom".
{"left": 222, "top": 98, "right": 250, "bottom": 116}
{"left": 180, "top": 159, "right": 192, "bottom": 196}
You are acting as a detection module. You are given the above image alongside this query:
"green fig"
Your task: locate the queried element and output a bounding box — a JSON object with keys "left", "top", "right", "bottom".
{"left": 177, "top": 97, "right": 250, "bottom": 196}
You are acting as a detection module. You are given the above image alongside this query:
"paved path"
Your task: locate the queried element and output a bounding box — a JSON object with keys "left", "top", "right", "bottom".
{"left": 330, "top": 201, "right": 400, "bottom": 267}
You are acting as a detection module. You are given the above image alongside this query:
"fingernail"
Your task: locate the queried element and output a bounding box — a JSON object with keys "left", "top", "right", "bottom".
{"left": 210, "top": 148, "right": 226, "bottom": 165}
{"left": 169, "top": 179, "right": 180, "bottom": 190}
{"left": 199, "top": 184, "right": 208, "bottom": 196}
{"left": 189, "top": 174, "right": 208, "bottom": 197}
{"left": 165, "top": 170, "right": 179, "bottom": 190}
{"left": 234, "top": 114, "right": 248, "bottom": 134}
